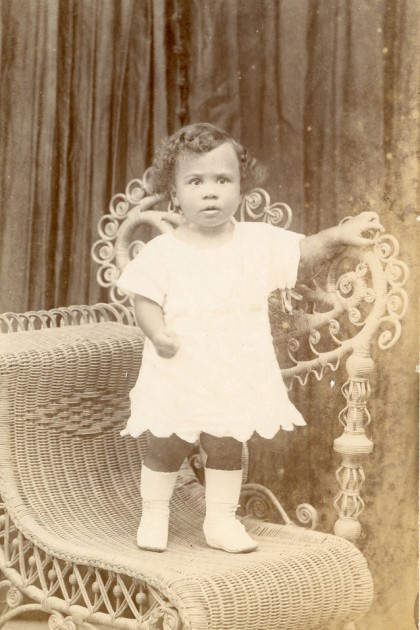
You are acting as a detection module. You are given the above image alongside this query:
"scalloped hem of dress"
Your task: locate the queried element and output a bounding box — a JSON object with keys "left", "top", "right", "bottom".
{"left": 120, "top": 419, "right": 307, "bottom": 443}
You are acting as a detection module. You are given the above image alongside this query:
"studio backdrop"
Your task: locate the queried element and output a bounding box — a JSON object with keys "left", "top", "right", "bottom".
{"left": 0, "top": 2, "right": 418, "bottom": 629}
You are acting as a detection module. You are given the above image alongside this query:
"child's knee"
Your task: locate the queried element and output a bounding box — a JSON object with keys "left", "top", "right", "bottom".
{"left": 200, "top": 434, "right": 243, "bottom": 470}
{"left": 145, "top": 434, "right": 193, "bottom": 472}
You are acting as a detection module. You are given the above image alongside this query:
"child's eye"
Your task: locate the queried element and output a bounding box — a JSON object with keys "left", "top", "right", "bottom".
{"left": 218, "top": 177, "right": 229, "bottom": 184}
{"left": 189, "top": 178, "right": 201, "bottom": 185}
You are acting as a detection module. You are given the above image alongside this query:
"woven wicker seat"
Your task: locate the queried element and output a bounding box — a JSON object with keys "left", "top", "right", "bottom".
{"left": 0, "top": 178, "right": 408, "bottom": 629}
{"left": 0, "top": 322, "right": 372, "bottom": 629}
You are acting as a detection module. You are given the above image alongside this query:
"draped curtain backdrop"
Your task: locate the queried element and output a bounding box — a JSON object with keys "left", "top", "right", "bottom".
{"left": 0, "top": 0, "right": 175, "bottom": 311}
{"left": 0, "top": 1, "right": 418, "bottom": 629}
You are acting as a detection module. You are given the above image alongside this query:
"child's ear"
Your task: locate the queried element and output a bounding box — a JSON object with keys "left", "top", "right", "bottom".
{"left": 170, "top": 187, "right": 179, "bottom": 207}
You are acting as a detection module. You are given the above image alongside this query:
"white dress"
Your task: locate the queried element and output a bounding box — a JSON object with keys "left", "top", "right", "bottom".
{"left": 117, "top": 222, "right": 306, "bottom": 443}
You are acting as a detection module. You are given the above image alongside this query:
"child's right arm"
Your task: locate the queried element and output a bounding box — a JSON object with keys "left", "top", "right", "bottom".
{"left": 134, "top": 295, "right": 179, "bottom": 359}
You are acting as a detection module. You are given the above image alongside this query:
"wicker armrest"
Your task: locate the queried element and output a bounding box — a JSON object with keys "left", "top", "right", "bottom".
{"left": 0, "top": 322, "right": 144, "bottom": 538}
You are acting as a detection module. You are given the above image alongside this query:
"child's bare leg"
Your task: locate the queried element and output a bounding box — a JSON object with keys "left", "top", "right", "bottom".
{"left": 200, "top": 433, "right": 242, "bottom": 470}
{"left": 139, "top": 434, "right": 193, "bottom": 551}
{"left": 144, "top": 433, "right": 195, "bottom": 472}
{"left": 200, "top": 433, "right": 257, "bottom": 553}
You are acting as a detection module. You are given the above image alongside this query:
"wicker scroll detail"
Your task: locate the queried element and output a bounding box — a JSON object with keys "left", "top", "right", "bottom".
{"left": 0, "top": 506, "right": 182, "bottom": 630}
{"left": 239, "top": 484, "right": 318, "bottom": 530}
{"left": 92, "top": 175, "right": 183, "bottom": 306}
{"left": 268, "top": 228, "right": 408, "bottom": 541}
{"left": 271, "top": 233, "right": 409, "bottom": 391}
{"left": 239, "top": 484, "right": 293, "bottom": 525}
{"left": 239, "top": 189, "right": 293, "bottom": 228}
{"left": 48, "top": 611, "right": 78, "bottom": 630}
{"left": 277, "top": 232, "right": 407, "bottom": 542}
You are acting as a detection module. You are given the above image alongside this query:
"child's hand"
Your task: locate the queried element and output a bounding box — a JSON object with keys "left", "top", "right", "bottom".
{"left": 151, "top": 328, "right": 180, "bottom": 358}
{"left": 336, "top": 211, "right": 384, "bottom": 247}
{"left": 299, "top": 211, "right": 385, "bottom": 270}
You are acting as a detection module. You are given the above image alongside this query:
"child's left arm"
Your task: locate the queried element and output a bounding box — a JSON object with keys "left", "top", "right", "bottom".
{"left": 299, "top": 211, "right": 384, "bottom": 272}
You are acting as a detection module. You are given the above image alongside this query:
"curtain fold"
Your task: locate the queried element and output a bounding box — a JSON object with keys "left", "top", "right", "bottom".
{"left": 0, "top": 0, "right": 170, "bottom": 312}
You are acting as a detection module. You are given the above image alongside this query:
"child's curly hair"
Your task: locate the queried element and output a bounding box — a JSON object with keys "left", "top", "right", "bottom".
{"left": 149, "top": 123, "right": 267, "bottom": 198}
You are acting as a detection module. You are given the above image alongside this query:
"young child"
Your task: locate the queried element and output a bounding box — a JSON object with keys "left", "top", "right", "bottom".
{"left": 117, "top": 123, "right": 383, "bottom": 553}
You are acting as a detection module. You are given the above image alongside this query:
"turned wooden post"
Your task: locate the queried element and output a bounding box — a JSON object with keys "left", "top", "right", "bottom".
{"left": 333, "top": 349, "right": 374, "bottom": 542}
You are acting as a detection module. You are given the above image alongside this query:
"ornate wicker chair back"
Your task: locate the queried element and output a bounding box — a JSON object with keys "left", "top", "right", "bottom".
{"left": 92, "top": 174, "right": 409, "bottom": 541}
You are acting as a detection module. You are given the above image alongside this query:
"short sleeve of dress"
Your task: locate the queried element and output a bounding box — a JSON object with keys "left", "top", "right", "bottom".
{"left": 116, "top": 238, "right": 168, "bottom": 306}
{"left": 265, "top": 224, "right": 305, "bottom": 292}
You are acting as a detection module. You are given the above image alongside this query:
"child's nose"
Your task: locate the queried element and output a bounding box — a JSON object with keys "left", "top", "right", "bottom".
{"left": 203, "top": 186, "right": 218, "bottom": 199}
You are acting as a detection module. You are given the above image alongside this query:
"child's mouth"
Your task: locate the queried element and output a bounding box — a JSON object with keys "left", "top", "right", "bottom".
{"left": 201, "top": 207, "right": 220, "bottom": 215}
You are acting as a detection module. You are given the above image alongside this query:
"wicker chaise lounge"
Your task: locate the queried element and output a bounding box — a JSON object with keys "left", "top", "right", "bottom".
{"left": 0, "top": 178, "right": 408, "bottom": 629}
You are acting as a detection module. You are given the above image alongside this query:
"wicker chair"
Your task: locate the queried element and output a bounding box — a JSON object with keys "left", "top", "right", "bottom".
{"left": 0, "top": 175, "right": 409, "bottom": 630}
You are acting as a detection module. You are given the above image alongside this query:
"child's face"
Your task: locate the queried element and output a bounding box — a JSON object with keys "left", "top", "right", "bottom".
{"left": 171, "top": 142, "right": 242, "bottom": 231}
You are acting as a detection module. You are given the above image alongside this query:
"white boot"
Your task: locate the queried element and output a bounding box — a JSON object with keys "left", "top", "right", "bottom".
{"left": 137, "top": 466, "right": 178, "bottom": 552}
{"left": 203, "top": 468, "right": 258, "bottom": 553}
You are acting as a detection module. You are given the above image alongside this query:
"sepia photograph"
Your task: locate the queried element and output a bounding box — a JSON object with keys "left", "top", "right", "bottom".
{"left": 0, "top": 1, "right": 418, "bottom": 629}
